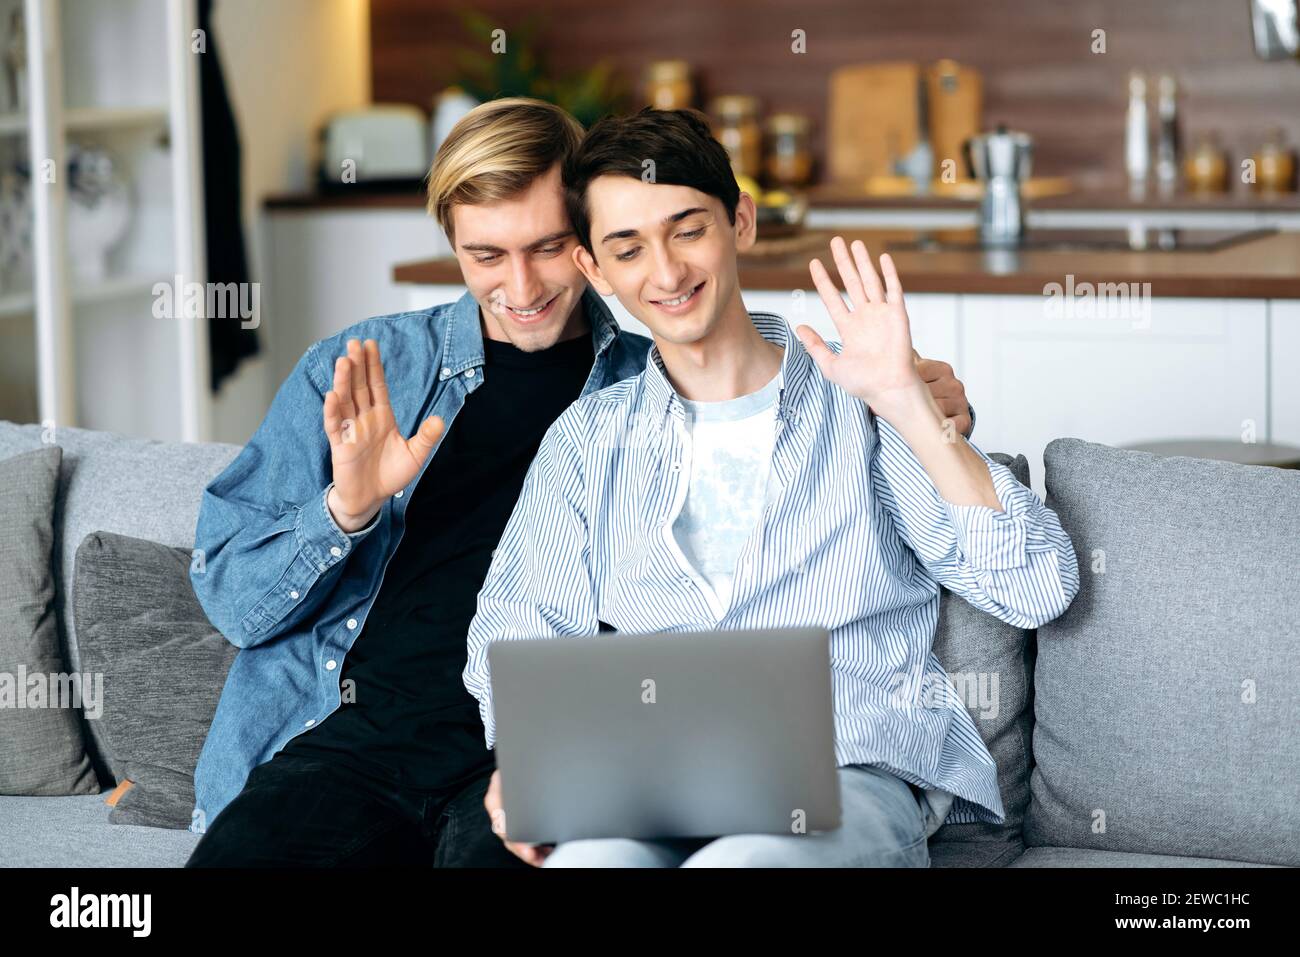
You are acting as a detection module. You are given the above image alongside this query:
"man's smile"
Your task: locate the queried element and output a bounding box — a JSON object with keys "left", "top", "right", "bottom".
{"left": 503, "top": 291, "right": 561, "bottom": 323}
{"left": 649, "top": 280, "right": 706, "bottom": 315}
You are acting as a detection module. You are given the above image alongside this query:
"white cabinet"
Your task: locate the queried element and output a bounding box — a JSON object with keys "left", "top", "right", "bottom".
{"left": 262, "top": 209, "right": 448, "bottom": 386}
{"left": 742, "top": 289, "right": 961, "bottom": 366}
{"left": 1272, "top": 300, "right": 1300, "bottom": 448}
{"left": 959, "top": 296, "right": 1271, "bottom": 494}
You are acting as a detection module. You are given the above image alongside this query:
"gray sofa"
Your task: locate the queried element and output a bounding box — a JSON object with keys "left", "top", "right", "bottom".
{"left": 0, "top": 419, "right": 1294, "bottom": 868}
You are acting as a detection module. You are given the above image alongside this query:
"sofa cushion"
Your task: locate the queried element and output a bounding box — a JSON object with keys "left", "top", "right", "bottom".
{"left": 74, "top": 532, "right": 238, "bottom": 829}
{"left": 1009, "top": 847, "right": 1281, "bottom": 868}
{"left": 0, "top": 421, "right": 241, "bottom": 788}
{"left": 927, "top": 451, "right": 1037, "bottom": 861}
{"left": 0, "top": 446, "right": 99, "bottom": 796}
{"left": 0, "top": 793, "right": 201, "bottom": 867}
{"left": 1027, "top": 438, "right": 1300, "bottom": 867}
{"left": 928, "top": 838, "right": 1024, "bottom": 868}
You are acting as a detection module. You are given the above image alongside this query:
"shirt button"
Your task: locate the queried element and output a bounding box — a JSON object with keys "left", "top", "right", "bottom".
{"left": 347, "top": 618, "right": 358, "bottom": 630}
{"left": 441, "top": 366, "right": 451, "bottom": 378}
{"left": 395, "top": 489, "right": 404, "bottom": 498}
{"left": 325, "top": 660, "right": 337, "bottom": 671}
{"left": 289, "top": 590, "right": 299, "bottom": 599}
{"left": 304, "top": 719, "right": 315, "bottom": 727}
{"left": 330, "top": 546, "right": 342, "bottom": 558}
{"left": 670, "top": 463, "right": 680, "bottom": 473}
{"left": 679, "top": 576, "right": 690, "bottom": 585}
{"left": 465, "top": 369, "right": 475, "bottom": 378}
{"left": 318, "top": 562, "right": 327, "bottom": 571}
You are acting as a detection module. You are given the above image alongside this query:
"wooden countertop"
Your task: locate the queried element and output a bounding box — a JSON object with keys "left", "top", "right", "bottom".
{"left": 1029, "top": 186, "right": 1300, "bottom": 213}
{"left": 269, "top": 184, "right": 1300, "bottom": 214}
{"left": 803, "top": 183, "right": 1300, "bottom": 212}
{"left": 266, "top": 188, "right": 428, "bottom": 210}
{"left": 392, "top": 227, "right": 1300, "bottom": 299}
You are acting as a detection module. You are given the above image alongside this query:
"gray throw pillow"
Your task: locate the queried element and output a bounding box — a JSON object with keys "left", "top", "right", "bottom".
{"left": 927, "top": 451, "right": 1038, "bottom": 867}
{"left": 73, "top": 531, "right": 237, "bottom": 828}
{"left": 0, "top": 446, "right": 99, "bottom": 795}
{"left": 1027, "top": 438, "right": 1300, "bottom": 866}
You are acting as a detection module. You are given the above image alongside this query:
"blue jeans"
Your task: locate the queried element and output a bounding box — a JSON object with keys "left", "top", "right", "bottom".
{"left": 542, "top": 764, "right": 934, "bottom": 868}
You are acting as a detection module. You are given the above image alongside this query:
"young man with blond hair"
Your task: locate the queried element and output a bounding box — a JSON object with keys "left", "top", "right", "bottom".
{"left": 185, "top": 97, "right": 975, "bottom": 867}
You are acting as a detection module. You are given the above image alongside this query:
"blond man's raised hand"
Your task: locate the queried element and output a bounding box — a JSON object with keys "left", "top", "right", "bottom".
{"left": 322, "top": 338, "right": 444, "bottom": 532}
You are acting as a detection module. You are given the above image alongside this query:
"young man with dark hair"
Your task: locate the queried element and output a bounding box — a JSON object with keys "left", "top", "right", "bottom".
{"left": 466, "top": 107, "right": 1079, "bottom": 867}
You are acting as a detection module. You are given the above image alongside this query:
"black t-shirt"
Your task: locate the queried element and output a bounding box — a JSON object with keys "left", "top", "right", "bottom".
{"left": 280, "top": 328, "right": 596, "bottom": 793}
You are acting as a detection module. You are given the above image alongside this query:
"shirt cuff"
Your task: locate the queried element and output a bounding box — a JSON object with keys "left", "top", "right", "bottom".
{"left": 873, "top": 412, "right": 1030, "bottom": 571}
{"left": 295, "top": 483, "right": 380, "bottom": 571}
{"left": 324, "top": 482, "right": 383, "bottom": 538}
{"left": 942, "top": 465, "right": 1030, "bottom": 570}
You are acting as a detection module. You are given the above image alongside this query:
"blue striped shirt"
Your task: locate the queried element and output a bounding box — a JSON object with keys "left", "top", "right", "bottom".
{"left": 464, "top": 313, "right": 1080, "bottom": 826}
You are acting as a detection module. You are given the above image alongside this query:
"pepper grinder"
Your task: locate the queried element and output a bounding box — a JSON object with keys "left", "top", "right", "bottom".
{"left": 1154, "top": 73, "right": 1180, "bottom": 192}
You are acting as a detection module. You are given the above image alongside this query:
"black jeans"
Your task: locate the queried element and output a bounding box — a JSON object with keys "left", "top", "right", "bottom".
{"left": 185, "top": 749, "right": 532, "bottom": 868}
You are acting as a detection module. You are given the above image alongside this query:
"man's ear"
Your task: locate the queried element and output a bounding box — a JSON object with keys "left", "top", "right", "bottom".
{"left": 733, "top": 191, "right": 758, "bottom": 253}
{"left": 572, "top": 243, "right": 615, "bottom": 296}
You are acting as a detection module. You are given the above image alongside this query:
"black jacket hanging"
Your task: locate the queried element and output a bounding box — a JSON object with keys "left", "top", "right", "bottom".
{"left": 198, "top": 0, "right": 258, "bottom": 392}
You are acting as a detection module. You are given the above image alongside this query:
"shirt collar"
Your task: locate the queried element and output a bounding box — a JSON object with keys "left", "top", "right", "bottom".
{"left": 442, "top": 285, "right": 624, "bottom": 379}
{"left": 580, "top": 284, "right": 623, "bottom": 357}
{"left": 440, "top": 289, "right": 487, "bottom": 379}
{"left": 641, "top": 312, "right": 815, "bottom": 428}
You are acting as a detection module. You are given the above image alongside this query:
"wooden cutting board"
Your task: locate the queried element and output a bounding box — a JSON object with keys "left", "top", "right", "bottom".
{"left": 827, "top": 62, "right": 920, "bottom": 186}
{"left": 926, "top": 59, "right": 983, "bottom": 181}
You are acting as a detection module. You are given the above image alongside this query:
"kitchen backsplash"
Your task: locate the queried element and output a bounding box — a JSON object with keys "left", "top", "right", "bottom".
{"left": 370, "top": 0, "right": 1300, "bottom": 190}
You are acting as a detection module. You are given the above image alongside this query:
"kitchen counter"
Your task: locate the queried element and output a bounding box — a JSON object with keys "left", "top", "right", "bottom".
{"left": 387, "top": 225, "right": 1300, "bottom": 499}
{"left": 262, "top": 200, "right": 1300, "bottom": 505}
{"left": 803, "top": 183, "right": 1300, "bottom": 213}
{"left": 268, "top": 184, "right": 1300, "bottom": 242}
{"left": 268, "top": 185, "right": 1300, "bottom": 214}
{"left": 266, "top": 188, "right": 428, "bottom": 210}
{"left": 392, "top": 227, "right": 1300, "bottom": 299}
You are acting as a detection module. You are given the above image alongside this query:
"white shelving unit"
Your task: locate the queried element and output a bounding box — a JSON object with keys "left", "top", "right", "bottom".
{"left": 0, "top": 108, "right": 170, "bottom": 136}
{"left": 0, "top": 0, "right": 208, "bottom": 441}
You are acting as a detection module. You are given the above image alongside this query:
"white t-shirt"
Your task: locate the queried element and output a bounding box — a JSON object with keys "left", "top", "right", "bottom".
{"left": 671, "top": 368, "right": 782, "bottom": 611}
{"left": 670, "top": 363, "right": 957, "bottom": 833}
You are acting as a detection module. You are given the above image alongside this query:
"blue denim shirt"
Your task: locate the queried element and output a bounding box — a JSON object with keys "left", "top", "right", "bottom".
{"left": 188, "top": 286, "right": 651, "bottom": 833}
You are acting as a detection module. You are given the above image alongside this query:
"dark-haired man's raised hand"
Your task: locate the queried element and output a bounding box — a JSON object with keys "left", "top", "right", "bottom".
{"left": 797, "top": 236, "right": 1000, "bottom": 510}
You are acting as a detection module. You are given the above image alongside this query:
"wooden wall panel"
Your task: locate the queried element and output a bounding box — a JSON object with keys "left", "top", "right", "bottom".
{"left": 370, "top": 0, "right": 1300, "bottom": 188}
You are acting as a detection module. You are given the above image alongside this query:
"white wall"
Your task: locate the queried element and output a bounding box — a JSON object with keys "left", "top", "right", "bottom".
{"left": 208, "top": 0, "right": 371, "bottom": 443}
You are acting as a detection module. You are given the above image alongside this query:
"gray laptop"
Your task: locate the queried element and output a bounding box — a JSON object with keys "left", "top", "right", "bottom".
{"left": 487, "top": 626, "right": 841, "bottom": 844}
